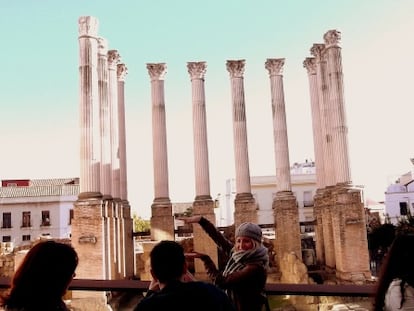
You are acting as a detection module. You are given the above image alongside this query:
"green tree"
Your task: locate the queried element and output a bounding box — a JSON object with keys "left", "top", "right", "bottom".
{"left": 133, "top": 213, "right": 150, "bottom": 233}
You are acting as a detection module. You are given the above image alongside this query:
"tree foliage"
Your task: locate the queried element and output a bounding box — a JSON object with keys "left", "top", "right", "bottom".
{"left": 133, "top": 214, "right": 150, "bottom": 233}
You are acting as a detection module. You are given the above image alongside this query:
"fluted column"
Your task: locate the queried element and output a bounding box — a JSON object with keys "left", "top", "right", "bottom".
{"left": 147, "top": 63, "right": 170, "bottom": 202}
{"left": 108, "top": 50, "right": 121, "bottom": 199}
{"left": 187, "top": 61, "right": 211, "bottom": 200}
{"left": 324, "top": 30, "right": 352, "bottom": 185}
{"left": 226, "top": 60, "right": 256, "bottom": 228}
{"left": 265, "top": 58, "right": 301, "bottom": 265}
{"left": 226, "top": 60, "right": 252, "bottom": 197}
{"left": 117, "top": 63, "right": 128, "bottom": 201}
{"left": 147, "top": 63, "right": 174, "bottom": 241}
{"left": 187, "top": 61, "right": 217, "bottom": 279}
{"left": 265, "top": 58, "right": 292, "bottom": 193}
{"left": 311, "top": 43, "right": 335, "bottom": 187}
{"left": 303, "top": 57, "right": 325, "bottom": 189}
{"left": 78, "top": 16, "right": 101, "bottom": 196}
{"left": 97, "top": 37, "right": 112, "bottom": 198}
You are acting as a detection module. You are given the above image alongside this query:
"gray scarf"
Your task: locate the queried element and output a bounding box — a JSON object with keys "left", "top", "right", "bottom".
{"left": 223, "top": 245, "right": 269, "bottom": 277}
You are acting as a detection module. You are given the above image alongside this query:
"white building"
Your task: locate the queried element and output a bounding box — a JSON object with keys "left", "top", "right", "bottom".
{"left": 385, "top": 170, "right": 414, "bottom": 224}
{"left": 0, "top": 178, "right": 79, "bottom": 247}
{"left": 215, "top": 160, "right": 317, "bottom": 227}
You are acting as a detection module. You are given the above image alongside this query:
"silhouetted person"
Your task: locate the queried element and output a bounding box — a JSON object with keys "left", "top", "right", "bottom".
{"left": 0, "top": 240, "right": 78, "bottom": 311}
{"left": 181, "top": 216, "right": 269, "bottom": 311}
{"left": 374, "top": 233, "right": 414, "bottom": 310}
{"left": 133, "top": 240, "right": 235, "bottom": 311}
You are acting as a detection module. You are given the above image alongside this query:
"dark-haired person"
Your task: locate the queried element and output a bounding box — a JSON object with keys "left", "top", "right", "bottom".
{"left": 134, "top": 240, "right": 235, "bottom": 311}
{"left": 0, "top": 240, "right": 78, "bottom": 311}
{"left": 373, "top": 234, "right": 414, "bottom": 310}
{"left": 181, "top": 216, "right": 269, "bottom": 311}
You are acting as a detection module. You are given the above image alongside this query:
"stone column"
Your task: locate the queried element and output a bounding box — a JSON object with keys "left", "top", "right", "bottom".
{"left": 73, "top": 16, "right": 110, "bottom": 311}
{"left": 187, "top": 62, "right": 211, "bottom": 201}
{"left": 97, "top": 37, "right": 112, "bottom": 199}
{"left": 226, "top": 60, "right": 257, "bottom": 228}
{"left": 116, "top": 62, "right": 134, "bottom": 278}
{"left": 310, "top": 43, "right": 336, "bottom": 269}
{"left": 108, "top": 50, "right": 121, "bottom": 200}
{"left": 147, "top": 63, "right": 174, "bottom": 241}
{"left": 323, "top": 30, "right": 352, "bottom": 185}
{"left": 311, "top": 43, "right": 335, "bottom": 187}
{"left": 78, "top": 16, "right": 101, "bottom": 196}
{"left": 304, "top": 57, "right": 326, "bottom": 266}
{"left": 265, "top": 58, "right": 301, "bottom": 264}
{"left": 187, "top": 61, "right": 217, "bottom": 279}
{"left": 303, "top": 57, "right": 325, "bottom": 189}
{"left": 117, "top": 63, "right": 128, "bottom": 201}
{"left": 323, "top": 30, "right": 370, "bottom": 282}
{"left": 97, "top": 37, "right": 112, "bottom": 281}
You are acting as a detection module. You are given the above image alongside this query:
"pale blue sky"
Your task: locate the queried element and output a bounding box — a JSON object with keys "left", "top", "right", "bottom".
{"left": 1, "top": 1, "right": 413, "bottom": 219}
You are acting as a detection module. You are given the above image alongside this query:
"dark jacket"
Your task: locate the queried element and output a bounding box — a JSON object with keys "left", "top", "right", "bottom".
{"left": 134, "top": 280, "right": 235, "bottom": 311}
{"left": 198, "top": 217, "right": 268, "bottom": 311}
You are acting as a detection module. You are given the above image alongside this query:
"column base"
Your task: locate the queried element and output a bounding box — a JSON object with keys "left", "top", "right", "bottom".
{"left": 151, "top": 201, "right": 174, "bottom": 241}
{"left": 234, "top": 192, "right": 257, "bottom": 229}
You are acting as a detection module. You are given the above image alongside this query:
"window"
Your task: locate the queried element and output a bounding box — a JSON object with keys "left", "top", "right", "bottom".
{"left": 22, "top": 234, "right": 31, "bottom": 241}
{"left": 2, "top": 213, "right": 11, "bottom": 228}
{"left": 22, "top": 211, "right": 31, "bottom": 227}
{"left": 400, "top": 202, "right": 408, "bottom": 216}
{"left": 2, "top": 236, "right": 11, "bottom": 242}
{"left": 303, "top": 191, "right": 314, "bottom": 207}
{"left": 69, "top": 209, "right": 74, "bottom": 225}
{"left": 41, "top": 210, "right": 50, "bottom": 226}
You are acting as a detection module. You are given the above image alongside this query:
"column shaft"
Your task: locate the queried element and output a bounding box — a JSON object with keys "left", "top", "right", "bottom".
{"left": 108, "top": 50, "right": 121, "bottom": 199}
{"left": 188, "top": 62, "right": 211, "bottom": 199}
{"left": 147, "top": 63, "right": 170, "bottom": 201}
{"left": 324, "top": 30, "right": 352, "bottom": 185}
{"left": 265, "top": 59, "right": 292, "bottom": 192}
{"left": 311, "top": 44, "right": 336, "bottom": 187}
{"left": 98, "top": 37, "right": 112, "bottom": 197}
{"left": 304, "top": 57, "right": 325, "bottom": 189}
{"left": 78, "top": 16, "right": 100, "bottom": 194}
{"left": 117, "top": 63, "right": 128, "bottom": 201}
{"left": 226, "top": 60, "right": 252, "bottom": 195}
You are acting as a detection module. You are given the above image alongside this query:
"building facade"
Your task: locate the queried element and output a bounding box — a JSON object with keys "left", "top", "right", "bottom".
{"left": 385, "top": 170, "right": 414, "bottom": 224}
{"left": 0, "top": 178, "right": 79, "bottom": 247}
{"left": 216, "top": 160, "right": 317, "bottom": 227}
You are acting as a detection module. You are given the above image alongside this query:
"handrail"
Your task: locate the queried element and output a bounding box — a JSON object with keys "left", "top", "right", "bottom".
{"left": 0, "top": 277, "right": 376, "bottom": 297}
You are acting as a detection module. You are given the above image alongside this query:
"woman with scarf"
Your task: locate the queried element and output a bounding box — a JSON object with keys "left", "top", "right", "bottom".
{"left": 181, "top": 216, "right": 269, "bottom": 311}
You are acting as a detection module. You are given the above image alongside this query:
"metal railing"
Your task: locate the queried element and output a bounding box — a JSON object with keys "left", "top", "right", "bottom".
{"left": 0, "top": 277, "right": 376, "bottom": 297}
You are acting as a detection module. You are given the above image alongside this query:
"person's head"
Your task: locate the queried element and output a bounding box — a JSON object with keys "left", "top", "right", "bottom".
{"left": 380, "top": 233, "right": 414, "bottom": 282}
{"left": 2, "top": 240, "right": 78, "bottom": 308}
{"left": 150, "top": 240, "right": 186, "bottom": 284}
{"left": 235, "top": 222, "right": 262, "bottom": 251}
{"left": 374, "top": 234, "right": 414, "bottom": 310}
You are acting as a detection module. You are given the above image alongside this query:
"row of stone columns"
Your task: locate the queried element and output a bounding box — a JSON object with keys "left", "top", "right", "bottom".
{"left": 304, "top": 30, "right": 370, "bottom": 282}
{"left": 72, "top": 16, "right": 134, "bottom": 310}
{"left": 147, "top": 58, "right": 302, "bottom": 276}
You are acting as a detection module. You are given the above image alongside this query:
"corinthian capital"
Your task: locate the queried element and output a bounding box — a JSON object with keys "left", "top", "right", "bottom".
{"left": 303, "top": 57, "right": 316, "bottom": 75}
{"left": 97, "top": 37, "right": 108, "bottom": 57}
{"left": 265, "top": 58, "right": 285, "bottom": 76}
{"left": 323, "top": 30, "right": 341, "bottom": 47}
{"left": 117, "top": 63, "right": 128, "bottom": 82}
{"left": 107, "top": 50, "right": 120, "bottom": 68}
{"left": 226, "top": 60, "right": 245, "bottom": 78}
{"left": 310, "top": 44, "right": 325, "bottom": 60}
{"left": 78, "top": 16, "right": 99, "bottom": 37}
{"left": 187, "top": 62, "right": 207, "bottom": 80}
{"left": 147, "top": 63, "right": 167, "bottom": 81}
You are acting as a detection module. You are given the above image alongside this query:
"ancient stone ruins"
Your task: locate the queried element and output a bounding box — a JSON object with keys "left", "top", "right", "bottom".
{"left": 58, "top": 15, "right": 372, "bottom": 310}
